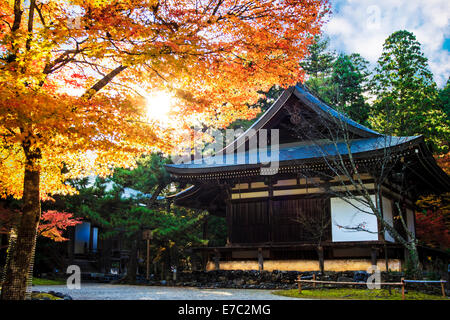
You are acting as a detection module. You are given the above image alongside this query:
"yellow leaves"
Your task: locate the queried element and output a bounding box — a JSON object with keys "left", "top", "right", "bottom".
{"left": 0, "top": 84, "right": 158, "bottom": 199}
{"left": 39, "top": 227, "right": 69, "bottom": 242}
{"left": 0, "top": 145, "right": 24, "bottom": 199}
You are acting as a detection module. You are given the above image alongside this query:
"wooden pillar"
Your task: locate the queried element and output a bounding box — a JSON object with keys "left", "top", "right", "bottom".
{"left": 202, "top": 251, "right": 208, "bottom": 271}
{"left": 146, "top": 239, "right": 150, "bottom": 280}
{"left": 371, "top": 247, "right": 378, "bottom": 267}
{"left": 214, "top": 249, "right": 220, "bottom": 271}
{"left": 297, "top": 275, "right": 302, "bottom": 294}
{"left": 225, "top": 188, "right": 233, "bottom": 246}
{"left": 384, "top": 242, "right": 389, "bottom": 272}
{"left": 258, "top": 248, "right": 264, "bottom": 271}
{"left": 268, "top": 179, "right": 274, "bottom": 243}
{"left": 401, "top": 277, "right": 405, "bottom": 300}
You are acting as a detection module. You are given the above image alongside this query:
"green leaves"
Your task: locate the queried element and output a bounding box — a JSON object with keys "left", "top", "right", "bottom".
{"left": 369, "top": 30, "right": 449, "bottom": 153}
{"left": 300, "top": 35, "right": 335, "bottom": 78}
{"left": 301, "top": 36, "right": 370, "bottom": 125}
{"left": 330, "top": 53, "right": 370, "bottom": 125}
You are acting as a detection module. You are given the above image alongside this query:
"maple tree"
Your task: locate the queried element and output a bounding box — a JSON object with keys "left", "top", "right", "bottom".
{"left": 0, "top": 0, "right": 329, "bottom": 299}
{"left": 415, "top": 154, "right": 450, "bottom": 250}
{"left": 0, "top": 207, "right": 81, "bottom": 243}
{"left": 435, "top": 152, "right": 450, "bottom": 175}
{"left": 415, "top": 193, "right": 450, "bottom": 250}
{"left": 37, "top": 210, "right": 82, "bottom": 241}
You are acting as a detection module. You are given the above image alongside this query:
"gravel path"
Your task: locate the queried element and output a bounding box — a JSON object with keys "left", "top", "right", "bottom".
{"left": 33, "top": 284, "right": 300, "bottom": 300}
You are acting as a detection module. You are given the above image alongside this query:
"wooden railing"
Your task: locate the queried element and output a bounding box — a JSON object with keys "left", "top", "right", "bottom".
{"left": 296, "top": 274, "right": 447, "bottom": 300}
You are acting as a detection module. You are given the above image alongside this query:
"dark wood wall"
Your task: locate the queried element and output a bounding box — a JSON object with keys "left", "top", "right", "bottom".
{"left": 229, "top": 197, "right": 331, "bottom": 244}
{"left": 231, "top": 201, "right": 270, "bottom": 243}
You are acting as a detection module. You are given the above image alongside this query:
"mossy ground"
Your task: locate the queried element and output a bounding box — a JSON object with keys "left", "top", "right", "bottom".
{"left": 273, "top": 288, "right": 449, "bottom": 300}
{"left": 31, "top": 292, "right": 62, "bottom": 300}
{"left": 32, "top": 277, "right": 66, "bottom": 285}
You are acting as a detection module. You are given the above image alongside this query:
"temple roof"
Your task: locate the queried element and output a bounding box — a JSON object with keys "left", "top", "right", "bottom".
{"left": 166, "top": 84, "right": 423, "bottom": 174}
{"left": 166, "top": 135, "right": 421, "bottom": 174}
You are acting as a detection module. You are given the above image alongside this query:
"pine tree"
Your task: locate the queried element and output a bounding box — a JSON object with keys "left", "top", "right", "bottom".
{"left": 301, "top": 35, "right": 335, "bottom": 78}
{"left": 300, "top": 35, "right": 336, "bottom": 104}
{"left": 331, "top": 53, "right": 371, "bottom": 125}
{"left": 370, "top": 30, "right": 449, "bottom": 153}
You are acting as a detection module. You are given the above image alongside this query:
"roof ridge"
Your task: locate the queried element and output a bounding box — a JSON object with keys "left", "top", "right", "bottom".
{"left": 294, "top": 83, "right": 381, "bottom": 137}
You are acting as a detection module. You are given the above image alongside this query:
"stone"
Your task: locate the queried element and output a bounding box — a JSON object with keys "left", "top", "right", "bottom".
{"left": 233, "top": 279, "right": 245, "bottom": 286}
{"left": 337, "top": 276, "right": 353, "bottom": 282}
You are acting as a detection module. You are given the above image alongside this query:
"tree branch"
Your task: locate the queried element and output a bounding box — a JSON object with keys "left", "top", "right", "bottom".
{"left": 82, "top": 65, "right": 128, "bottom": 99}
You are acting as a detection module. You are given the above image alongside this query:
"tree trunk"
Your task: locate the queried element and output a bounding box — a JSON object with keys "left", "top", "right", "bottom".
{"left": 125, "top": 234, "right": 139, "bottom": 282}
{"left": 1, "top": 164, "right": 41, "bottom": 300}
{"left": 317, "top": 245, "right": 324, "bottom": 273}
{"left": 405, "top": 243, "right": 422, "bottom": 279}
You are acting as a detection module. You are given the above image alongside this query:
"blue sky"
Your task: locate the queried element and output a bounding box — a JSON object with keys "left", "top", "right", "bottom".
{"left": 323, "top": 0, "right": 449, "bottom": 87}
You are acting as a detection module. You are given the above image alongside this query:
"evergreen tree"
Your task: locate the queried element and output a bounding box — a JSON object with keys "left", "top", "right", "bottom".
{"left": 370, "top": 30, "right": 449, "bottom": 153}
{"left": 300, "top": 35, "right": 335, "bottom": 78}
{"left": 439, "top": 77, "right": 450, "bottom": 118}
{"left": 331, "top": 53, "right": 371, "bottom": 125}
{"left": 112, "top": 153, "right": 171, "bottom": 204}
{"left": 301, "top": 35, "right": 336, "bottom": 103}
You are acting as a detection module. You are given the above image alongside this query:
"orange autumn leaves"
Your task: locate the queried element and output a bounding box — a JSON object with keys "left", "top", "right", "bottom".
{"left": 0, "top": 207, "right": 81, "bottom": 242}
{"left": 416, "top": 192, "right": 450, "bottom": 249}
{"left": 0, "top": 0, "right": 329, "bottom": 200}
{"left": 38, "top": 210, "right": 82, "bottom": 241}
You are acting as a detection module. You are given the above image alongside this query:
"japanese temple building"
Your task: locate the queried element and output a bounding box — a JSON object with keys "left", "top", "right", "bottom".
{"left": 166, "top": 84, "right": 450, "bottom": 272}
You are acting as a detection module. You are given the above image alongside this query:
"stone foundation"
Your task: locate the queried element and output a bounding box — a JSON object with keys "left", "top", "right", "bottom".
{"left": 206, "top": 259, "right": 402, "bottom": 272}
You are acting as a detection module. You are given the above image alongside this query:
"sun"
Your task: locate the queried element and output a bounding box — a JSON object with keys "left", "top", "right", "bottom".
{"left": 145, "top": 91, "right": 175, "bottom": 122}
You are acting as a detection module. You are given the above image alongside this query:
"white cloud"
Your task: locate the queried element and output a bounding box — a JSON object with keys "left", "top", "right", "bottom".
{"left": 323, "top": 0, "right": 450, "bottom": 87}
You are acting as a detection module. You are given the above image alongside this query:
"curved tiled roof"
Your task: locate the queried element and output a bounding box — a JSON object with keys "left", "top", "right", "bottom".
{"left": 293, "top": 84, "right": 380, "bottom": 136}
{"left": 166, "top": 135, "right": 422, "bottom": 174}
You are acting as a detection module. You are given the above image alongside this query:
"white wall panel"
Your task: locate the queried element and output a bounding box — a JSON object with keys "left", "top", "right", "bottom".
{"left": 406, "top": 209, "right": 415, "bottom": 239}
{"left": 331, "top": 196, "right": 379, "bottom": 242}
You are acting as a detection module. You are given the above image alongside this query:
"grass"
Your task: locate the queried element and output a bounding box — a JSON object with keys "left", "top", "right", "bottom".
{"left": 273, "top": 288, "right": 449, "bottom": 300}
{"left": 31, "top": 292, "right": 62, "bottom": 300}
{"left": 32, "top": 277, "right": 66, "bottom": 285}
